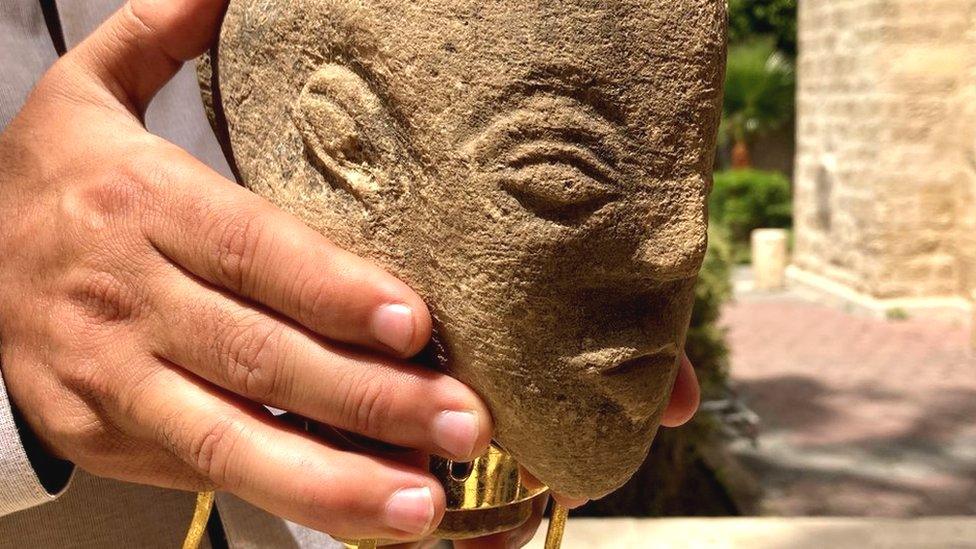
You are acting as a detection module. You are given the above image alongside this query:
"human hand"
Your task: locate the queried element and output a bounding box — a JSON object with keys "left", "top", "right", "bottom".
{"left": 0, "top": 0, "right": 492, "bottom": 541}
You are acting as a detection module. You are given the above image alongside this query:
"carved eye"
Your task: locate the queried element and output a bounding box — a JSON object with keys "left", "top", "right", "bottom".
{"left": 499, "top": 141, "right": 620, "bottom": 224}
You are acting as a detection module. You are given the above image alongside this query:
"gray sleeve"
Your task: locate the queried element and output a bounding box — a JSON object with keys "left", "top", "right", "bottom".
{"left": 0, "top": 0, "right": 58, "bottom": 130}
{"left": 0, "top": 371, "right": 72, "bottom": 517}
{"left": 3, "top": 0, "right": 233, "bottom": 176}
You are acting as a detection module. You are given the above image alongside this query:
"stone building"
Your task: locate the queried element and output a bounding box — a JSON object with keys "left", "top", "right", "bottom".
{"left": 791, "top": 0, "right": 976, "bottom": 317}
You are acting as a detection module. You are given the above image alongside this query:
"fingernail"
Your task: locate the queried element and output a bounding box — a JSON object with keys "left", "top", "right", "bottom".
{"left": 432, "top": 410, "right": 480, "bottom": 459}
{"left": 384, "top": 487, "right": 434, "bottom": 534}
{"left": 372, "top": 304, "right": 415, "bottom": 354}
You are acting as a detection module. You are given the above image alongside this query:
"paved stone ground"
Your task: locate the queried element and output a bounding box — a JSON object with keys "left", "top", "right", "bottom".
{"left": 721, "top": 269, "right": 976, "bottom": 517}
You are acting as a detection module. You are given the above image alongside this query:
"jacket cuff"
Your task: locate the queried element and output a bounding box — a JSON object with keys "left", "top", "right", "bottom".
{"left": 0, "top": 370, "right": 73, "bottom": 516}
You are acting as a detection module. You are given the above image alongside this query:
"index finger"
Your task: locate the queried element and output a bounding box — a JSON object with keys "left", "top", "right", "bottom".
{"left": 142, "top": 144, "right": 432, "bottom": 357}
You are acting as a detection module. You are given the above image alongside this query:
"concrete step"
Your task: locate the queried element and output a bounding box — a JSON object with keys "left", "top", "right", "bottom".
{"left": 525, "top": 517, "right": 976, "bottom": 548}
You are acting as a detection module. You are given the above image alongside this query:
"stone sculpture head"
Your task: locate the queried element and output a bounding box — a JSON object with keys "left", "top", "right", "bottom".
{"left": 207, "top": 0, "right": 726, "bottom": 499}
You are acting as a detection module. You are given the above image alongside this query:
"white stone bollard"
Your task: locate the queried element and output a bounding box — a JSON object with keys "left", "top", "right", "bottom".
{"left": 751, "top": 229, "right": 789, "bottom": 291}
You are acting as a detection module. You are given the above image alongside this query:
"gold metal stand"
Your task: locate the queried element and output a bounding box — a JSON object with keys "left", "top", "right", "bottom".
{"left": 430, "top": 444, "right": 548, "bottom": 539}
{"left": 337, "top": 443, "right": 553, "bottom": 547}
{"left": 345, "top": 501, "right": 568, "bottom": 549}
{"left": 183, "top": 445, "right": 569, "bottom": 548}
{"left": 544, "top": 502, "right": 568, "bottom": 549}
{"left": 182, "top": 491, "right": 214, "bottom": 549}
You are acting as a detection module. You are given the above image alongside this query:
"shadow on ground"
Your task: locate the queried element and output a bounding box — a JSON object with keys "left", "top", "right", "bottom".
{"left": 730, "top": 353, "right": 976, "bottom": 516}
{"left": 721, "top": 280, "right": 976, "bottom": 517}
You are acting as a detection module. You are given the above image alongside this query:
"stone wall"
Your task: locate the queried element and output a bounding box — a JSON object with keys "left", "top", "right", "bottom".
{"left": 960, "top": 13, "right": 976, "bottom": 302}
{"left": 794, "top": 0, "right": 976, "bottom": 302}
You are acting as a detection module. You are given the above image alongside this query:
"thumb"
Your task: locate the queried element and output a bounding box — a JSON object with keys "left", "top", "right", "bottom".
{"left": 63, "top": 0, "right": 228, "bottom": 118}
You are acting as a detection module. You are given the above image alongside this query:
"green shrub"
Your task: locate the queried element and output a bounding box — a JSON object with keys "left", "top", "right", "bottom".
{"left": 886, "top": 308, "right": 910, "bottom": 321}
{"left": 728, "top": 0, "right": 798, "bottom": 57}
{"left": 710, "top": 169, "right": 792, "bottom": 261}
{"left": 686, "top": 226, "right": 733, "bottom": 399}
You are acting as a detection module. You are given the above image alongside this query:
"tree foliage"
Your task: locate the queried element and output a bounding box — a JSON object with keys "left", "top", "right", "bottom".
{"left": 728, "top": 0, "right": 798, "bottom": 57}
{"left": 721, "top": 38, "right": 796, "bottom": 147}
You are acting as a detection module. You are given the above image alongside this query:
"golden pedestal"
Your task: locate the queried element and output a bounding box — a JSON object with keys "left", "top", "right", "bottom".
{"left": 431, "top": 444, "right": 549, "bottom": 539}
{"left": 183, "top": 444, "right": 567, "bottom": 549}
{"left": 343, "top": 444, "right": 564, "bottom": 547}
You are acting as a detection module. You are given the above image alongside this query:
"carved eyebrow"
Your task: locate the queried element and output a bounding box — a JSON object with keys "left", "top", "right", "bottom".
{"left": 462, "top": 94, "right": 625, "bottom": 166}
{"left": 500, "top": 65, "right": 628, "bottom": 125}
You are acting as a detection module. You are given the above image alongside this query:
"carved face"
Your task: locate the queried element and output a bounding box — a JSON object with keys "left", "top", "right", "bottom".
{"left": 212, "top": 0, "right": 726, "bottom": 498}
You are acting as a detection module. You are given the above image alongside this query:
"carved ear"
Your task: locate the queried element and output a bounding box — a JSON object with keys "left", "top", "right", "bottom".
{"left": 295, "top": 64, "right": 405, "bottom": 201}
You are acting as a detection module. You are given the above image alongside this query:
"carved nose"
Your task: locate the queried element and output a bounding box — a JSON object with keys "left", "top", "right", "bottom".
{"left": 633, "top": 235, "right": 705, "bottom": 281}
{"left": 632, "top": 207, "right": 708, "bottom": 282}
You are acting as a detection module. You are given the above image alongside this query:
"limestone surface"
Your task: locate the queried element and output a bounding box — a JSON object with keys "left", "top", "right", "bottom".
{"left": 793, "top": 0, "right": 976, "bottom": 303}
{"left": 203, "top": 0, "right": 726, "bottom": 499}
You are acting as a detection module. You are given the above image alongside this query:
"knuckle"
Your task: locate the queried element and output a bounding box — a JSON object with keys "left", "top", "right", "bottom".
{"left": 58, "top": 177, "right": 139, "bottom": 232}
{"left": 121, "top": 1, "right": 157, "bottom": 38}
{"left": 37, "top": 394, "right": 116, "bottom": 459}
{"left": 208, "top": 211, "right": 265, "bottom": 292}
{"left": 296, "top": 270, "right": 338, "bottom": 325}
{"left": 99, "top": 169, "right": 148, "bottom": 213}
{"left": 59, "top": 356, "right": 112, "bottom": 403}
{"left": 165, "top": 414, "right": 243, "bottom": 490}
{"left": 56, "top": 141, "right": 168, "bottom": 233}
{"left": 338, "top": 369, "right": 393, "bottom": 436}
{"left": 192, "top": 418, "right": 241, "bottom": 487}
{"left": 218, "top": 315, "right": 287, "bottom": 402}
{"left": 40, "top": 374, "right": 140, "bottom": 467}
{"left": 66, "top": 270, "right": 141, "bottom": 324}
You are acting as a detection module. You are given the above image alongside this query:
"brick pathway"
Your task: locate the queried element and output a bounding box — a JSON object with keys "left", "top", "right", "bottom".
{"left": 721, "top": 279, "right": 976, "bottom": 517}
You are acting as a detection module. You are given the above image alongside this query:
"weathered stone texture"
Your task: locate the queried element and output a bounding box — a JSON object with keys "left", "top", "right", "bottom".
{"left": 794, "top": 0, "right": 976, "bottom": 300}
{"left": 207, "top": 0, "right": 727, "bottom": 499}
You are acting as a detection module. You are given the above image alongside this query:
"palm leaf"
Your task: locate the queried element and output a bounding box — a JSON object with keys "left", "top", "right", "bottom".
{"left": 722, "top": 38, "right": 795, "bottom": 144}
